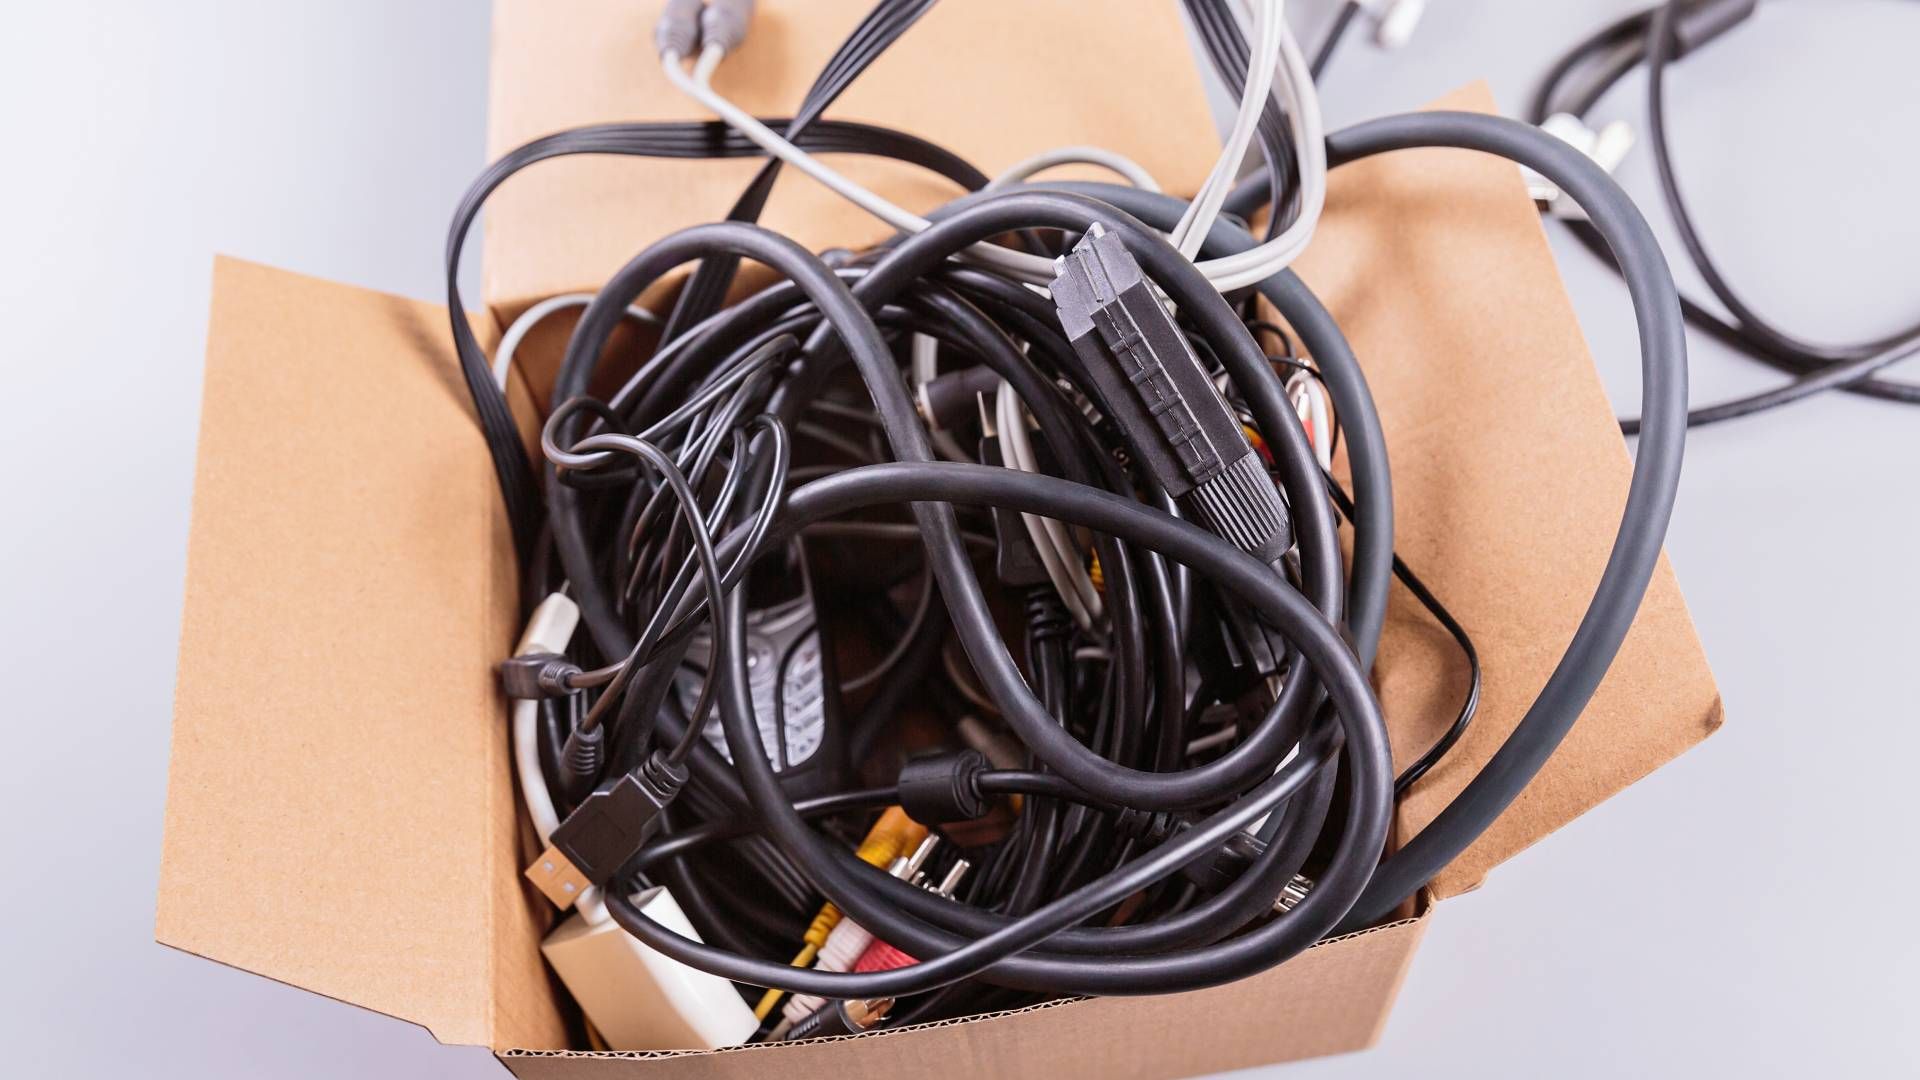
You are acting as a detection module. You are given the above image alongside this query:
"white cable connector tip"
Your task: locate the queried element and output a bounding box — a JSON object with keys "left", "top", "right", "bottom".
{"left": 1523, "top": 114, "right": 1635, "bottom": 220}
{"left": 699, "top": 0, "right": 755, "bottom": 57}
{"left": 516, "top": 592, "right": 581, "bottom": 656}
{"left": 1368, "top": 0, "right": 1427, "bottom": 50}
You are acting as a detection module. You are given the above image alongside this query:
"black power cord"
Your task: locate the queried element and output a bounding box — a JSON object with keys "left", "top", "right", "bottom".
{"left": 1533, "top": 0, "right": 1920, "bottom": 430}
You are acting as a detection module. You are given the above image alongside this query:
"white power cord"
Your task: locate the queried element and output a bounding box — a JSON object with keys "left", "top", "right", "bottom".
{"left": 1171, "top": 0, "right": 1284, "bottom": 258}
{"left": 1192, "top": 4, "right": 1326, "bottom": 291}
{"left": 983, "top": 145, "right": 1163, "bottom": 193}
{"left": 493, "top": 293, "right": 661, "bottom": 390}
{"left": 511, "top": 593, "right": 616, "bottom": 922}
{"left": 1288, "top": 370, "right": 1333, "bottom": 472}
{"left": 995, "top": 381, "right": 1102, "bottom": 630}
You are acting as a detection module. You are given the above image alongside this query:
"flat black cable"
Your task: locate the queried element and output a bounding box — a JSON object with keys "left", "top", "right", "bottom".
{"left": 1533, "top": 1, "right": 1920, "bottom": 420}
{"left": 1183, "top": 0, "right": 1300, "bottom": 244}
{"left": 660, "top": 0, "right": 943, "bottom": 344}
{"left": 444, "top": 115, "right": 991, "bottom": 561}
{"left": 1310, "top": 1, "right": 1365, "bottom": 81}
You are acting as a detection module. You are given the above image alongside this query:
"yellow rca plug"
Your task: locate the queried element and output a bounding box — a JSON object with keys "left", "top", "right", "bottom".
{"left": 752, "top": 807, "right": 928, "bottom": 1020}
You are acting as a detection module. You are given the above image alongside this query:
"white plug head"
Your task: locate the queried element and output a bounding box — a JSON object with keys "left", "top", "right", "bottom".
{"left": 1522, "top": 113, "right": 1636, "bottom": 220}
{"left": 1368, "top": 0, "right": 1427, "bottom": 50}
{"left": 515, "top": 592, "right": 580, "bottom": 657}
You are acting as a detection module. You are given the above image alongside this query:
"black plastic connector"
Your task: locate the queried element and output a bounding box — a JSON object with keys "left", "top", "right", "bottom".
{"left": 525, "top": 750, "right": 688, "bottom": 908}
{"left": 1115, "top": 811, "right": 1314, "bottom": 914}
{"left": 499, "top": 652, "right": 582, "bottom": 700}
{"left": 1671, "top": 0, "right": 1757, "bottom": 59}
{"left": 897, "top": 749, "right": 990, "bottom": 825}
{"left": 918, "top": 364, "right": 1001, "bottom": 431}
{"left": 557, "top": 722, "right": 605, "bottom": 804}
{"left": 1052, "top": 223, "right": 1291, "bottom": 564}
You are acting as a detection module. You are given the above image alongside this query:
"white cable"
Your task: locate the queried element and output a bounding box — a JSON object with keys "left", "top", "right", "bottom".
{"left": 662, "top": 23, "right": 1326, "bottom": 294}
{"left": 1186, "top": 724, "right": 1241, "bottom": 755}
{"left": 493, "top": 293, "right": 661, "bottom": 390}
{"left": 511, "top": 594, "right": 614, "bottom": 921}
{"left": 1187, "top": 14, "right": 1327, "bottom": 291}
{"left": 995, "top": 381, "right": 1101, "bottom": 630}
{"left": 911, "top": 333, "right": 975, "bottom": 463}
{"left": 985, "top": 145, "right": 1162, "bottom": 193}
{"left": 1172, "top": 0, "right": 1283, "bottom": 258}
{"left": 780, "top": 916, "right": 876, "bottom": 1026}
{"left": 1288, "top": 371, "right": 1333, "bottom": 472}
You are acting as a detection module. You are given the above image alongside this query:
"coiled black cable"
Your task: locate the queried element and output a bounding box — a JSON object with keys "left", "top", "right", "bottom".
{"left": 1533, "top": 0, "right": 1920, "bottom": 428}
{"left": 451, "top": 11, "right": 1688, "bottom": 1027}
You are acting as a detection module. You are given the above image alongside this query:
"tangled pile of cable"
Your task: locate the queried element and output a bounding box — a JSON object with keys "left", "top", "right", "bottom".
{"left": 451, "top": 0, "right": 1689, "bottom": 1040}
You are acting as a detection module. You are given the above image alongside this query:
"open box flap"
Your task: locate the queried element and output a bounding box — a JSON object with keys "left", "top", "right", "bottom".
{"left": 156, "top": 257, "right": 564, "bottom": 1049}
{"left": 1297, "top": 85, "right": 1724, "bottom": 900}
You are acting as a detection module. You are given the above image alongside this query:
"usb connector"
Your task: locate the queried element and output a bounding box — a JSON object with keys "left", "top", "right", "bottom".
{"left": 525, "top": 751, "right": 688, "bottom": 909}
{"left": 526, "top": 845, "right": 593, "bottom": 908}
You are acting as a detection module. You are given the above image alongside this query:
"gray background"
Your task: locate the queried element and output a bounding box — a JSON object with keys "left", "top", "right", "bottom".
{"left": 1, "top": 1, "right": 1914, "bottom": 1076}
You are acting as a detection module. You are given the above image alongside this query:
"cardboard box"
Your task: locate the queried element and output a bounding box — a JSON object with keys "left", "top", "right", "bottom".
{"left": 156, "top": 2, "right": 1722, "bottom": 1075}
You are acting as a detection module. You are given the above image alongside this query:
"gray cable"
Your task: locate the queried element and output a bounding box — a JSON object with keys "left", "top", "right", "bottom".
{"left": 1317, "top": 110, "right": 1688, "bottom": 929}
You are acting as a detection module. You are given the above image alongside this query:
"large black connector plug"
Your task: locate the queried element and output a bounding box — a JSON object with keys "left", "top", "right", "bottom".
{"left": 499, "top": 652, "right": 582, "bottom": 700}
{"left": 1052, "top": 223, "right": 1291, "bottom": 565}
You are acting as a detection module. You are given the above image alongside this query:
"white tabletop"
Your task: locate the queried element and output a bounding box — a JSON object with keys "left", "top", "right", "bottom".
{"left": 2, "top": 2, "right": 1913, "bottom": 1076}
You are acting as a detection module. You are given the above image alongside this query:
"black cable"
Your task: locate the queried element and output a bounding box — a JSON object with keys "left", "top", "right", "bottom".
{"left": 1322, "top": 110, "right": 1687, "bottom": 929}
{"left": 445, "top": 115, "right": 991, "bottom": 561}
{"left": 1310, "top": 2, "right": 1364, "bottom": 81}
{"left": 1533, "top": 1, "right": 1920, "bottom": 426}
{"left": 1322, "top": 477, "right": 1481, "bottom": 796}
{"left": 660, "top": 0, "right": 943, "bottom": 343}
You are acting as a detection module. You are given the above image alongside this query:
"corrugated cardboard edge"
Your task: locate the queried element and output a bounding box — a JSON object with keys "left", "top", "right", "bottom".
{"left": 1296, "top": 83, "right": 1724, "bottom": 900}
{"left": 499, "top": 905, "right": 1430, "bottom": 1079}
{"left": 155, "top": 257, "right": 565, "bottom": 1051}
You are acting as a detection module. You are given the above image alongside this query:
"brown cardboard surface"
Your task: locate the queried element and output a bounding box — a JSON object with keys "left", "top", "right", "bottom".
{"left": 1296, "top": 84, "right": 1722, "bottom": 900}
{"left": 484, "top": 0, "right": 1222, "bottom": 332}
{"left": 155, "top": 258, "right": 564, "bottom": 1050}
{"left": 500, "top": 913, "right": 1428, "bottom": 1079}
